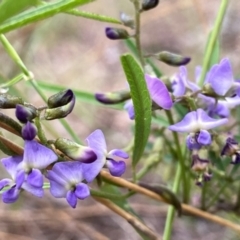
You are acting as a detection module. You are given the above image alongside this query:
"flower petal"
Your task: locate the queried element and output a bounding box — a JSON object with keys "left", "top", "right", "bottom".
{"left": 75, "top": 183, "right": 90, "bottom": 200}
{"left": 23, "top": 141, "right": 58, "bottom": 169}
{"left": 2, "top": 187, "right": 19, "bottom": 203}
{"left": 49, "top": 161, "right": 84, "bottom": 184}
{"left": 108, "top": 149, "right": 129, "bottom": 159}
{"left": 197, "top": 108, "right": 228, "bottom": 130}
{"left": 208, "top": 58, "right": 234, "bottom": 96}
{"left": 49, "top": 180, "right": 68, "bottom": 198}
{"left": 171, "top": 73, "right": 185, "bottom": 97}
{"left": 21, "top": 121, "right": 37, "bottom": 141}
{"left": 145, "top": 74, "right": 173, "bottom": 109}
{"left": 22, "top": 182, "right": 43, "bottom": 198}
{"left": 124, "top": 100, "right": 135, "bottom": 120}
{"left": 168, "top": 111, "right": 198, "bottom": 132}
{"left": 15, "top": 169, "right": 25, "bottom": 188}
{"left": 106, "top": 159, "right": 126, "bottom": 177}
{"left": 0, "top": 178, "right": 12, "bottom": 190}
{"left": 27, "top": 169, "right": 43, "bottom": 188}
{"left": 1, "top": 156, "right": 23, "bottom": 179}
{"left": 83, "top": 129, "right": 107, "bottom": 182}
{"left": 197, "top": 130, "right": 211, "bottom": 146}
{"left": 186, "top": 134, "right": 202, "bottom": 150}
{"left": 66, "top": 190, "right": 77, "bottom": 208}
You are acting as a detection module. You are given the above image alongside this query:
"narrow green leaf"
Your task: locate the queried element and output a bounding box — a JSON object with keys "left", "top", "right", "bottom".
{"left": 36, "top": 80, "right": 123, "bottom": 109}
{"left": 66, "top": 9, "right": 122, "bottom": 24}
{"left": 204, "top": 31, "right": 220, "bottom": 71}
{"left": 120, "top": 53, "right": 152, "bottom": 167}
{"left": 0, "top": 0, "right": 38, "bottom": 24}
{"left": 0, "top": 0, "right": 94, "bottom": 34}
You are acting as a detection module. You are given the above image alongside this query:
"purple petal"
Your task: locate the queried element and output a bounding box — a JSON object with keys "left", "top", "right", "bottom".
{"left": 124, "top": 100, "right": 135, "bottom": 120}
{"left": 23, "top": 141, "right": 58, "bottom": 169}
{"left": 83, "top": 129, "right": 107, "bottom": 182}
{"left": 196, "top": 109, "right": 228, "bottom": 130}
{"left": 0, "top": 179, "right": 12, "bottom": 190}
{"left": 75, "top": 183, "right": 90, "bottom": 200}
{"left": 2, "top": 187, "right": 19, "bottom": 203}
{"left": 21, "top": 183, "right": 43, "bottom": 198}
{"left": 1, "top": 156, "right": 23, "bottom": 178}
{"left": 195, "top": 66, "right": 202, "bottom": 84}
{"left": 21, "top": 121, "right": 37, "bottom": 141}
{"left": 49, "top": 180, "right": 68, "bottom": 198}
{"left": 49, "top": 161, "right": 84, "bottom": 185}
{"left": 168, "top": 111, "right": 198, "bottom": 132}
{"left": 66, "top": 190, "right": 77, "bottom": 208}
{"left": 208, "top": 58, "right": 234, "bottom": 96}
{"left": 186, "top": 135, "right": 202, "bottom": 150}
{"left": 171, "top": 73, "right": 185, "bottom": 97}
{"left": 197, "top": 130, "right": 211, "bottom": 146}
{"left": 145, "top": 74, "right": 173, "bottom": 109}
{"left": 15, "top": 170, "right": 25, "bottom": 188}
{"left": 27, "top": 169, "right": 43, "bottom": 188}
{"left": 108, "top": 149, "right": 129, "bottom": 159}
{"left": 106, "top": 159, "right": 126, "bottom": 177}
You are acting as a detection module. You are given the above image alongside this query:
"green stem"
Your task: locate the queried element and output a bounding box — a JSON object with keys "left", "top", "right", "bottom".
{"left": 0, "top": 34, "right": 82, "bottom": 144}
{"left": 198, "top": 0, "right": 229, "bottom": 87}
{"left": 0, "top": 73, "right": 25, "bottom": 88}
{"left": 132, "top": 0, "right": 145, "bottom": 67}
{"left": 201, "top": 183, "right": 207, "bottom": 210}
{"left": 165, "top": 110, "right": 187, "bottom": 202}
{"left": 206, "top": 182, "right": 229, "bottom": 210}
{"left": 163, "top": 163, "right": 182, "bottom": 240}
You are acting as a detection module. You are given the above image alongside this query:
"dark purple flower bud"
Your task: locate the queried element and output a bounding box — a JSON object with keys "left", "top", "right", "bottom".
{"left": 151, "top": 51, "right": 191, "bottom": 67}
{"left": 44, "top": 89, "right": 75, "bottom": 120}
{"left": 142, "top": 0, "right": 159, "bottom": 11}
{"left": 120, "top": 12, "right": 135, "bottom": 29}
{"left": 55, "top": 138, "right": 97, "bottom": 163}
{"left": 0, "top": 94, "right": 24, "bottom": 109}
{"left": 95, "top": 90, "right": 131, "bottom": 104}
{"left": 21, "top": 121, "right": 37, "bottom": 140}
{"left": 15, "top": 104, "right": 37, "bottom": 123}
{"left": 191, "top": 154, "right": 209, "bottom": 172}
{"left": 105, "top": 27, "right": 130, "bottom": 40}
{"left": 221, "top": 137, "right": 240, "bottom": 164}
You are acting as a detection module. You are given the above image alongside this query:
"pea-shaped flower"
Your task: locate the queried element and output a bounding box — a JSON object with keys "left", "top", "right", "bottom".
{"left": 46, "top": 161, "right": 90, "bottom": 208}
{"left": 168, "top": 109, "right": 228, "bottom": 150}
{"left": 82, "top": 129, "right": 129, "bottom": 182}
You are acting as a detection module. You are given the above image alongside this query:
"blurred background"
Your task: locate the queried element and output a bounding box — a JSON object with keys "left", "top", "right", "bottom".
{"left": 0, "top": 0, "right": 240, "bottom": 239}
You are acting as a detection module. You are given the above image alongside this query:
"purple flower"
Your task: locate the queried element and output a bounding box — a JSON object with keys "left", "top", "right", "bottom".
{"left": 171, "top": 66, "right": 200, "bottom": 97}
{"left": 125, "top": 74, "right": 173, "bottom": 119}
{"left": 204, "top": 58, "right": 240, "bottom": 97}
{"left": 168, "top": 109, "right": 228, "bottom": 149}
{"left": 0, "top": 140, "right": 58, "bottom": 203}
{"left": 82, "top": 129, "right": 128, "bottom": 182}
{"left": 46, "top": 161, "right": 90, "bottom": 208}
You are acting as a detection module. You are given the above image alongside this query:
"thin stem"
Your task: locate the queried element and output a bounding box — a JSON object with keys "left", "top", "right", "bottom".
{"left": 206, "top": 182, "right": 229, "bottom": 210}
{"left": 100, "top": 171, "right": 240, "bottom": 233}
{"left": 165, "top": 110, "right": 187, "bottom": 202}
{"left": 90, "top": 189, "right": 126, "bottom": 200}
{"left": 0, "top": 73, "right": 25, "bottom": 89}
{"left": 198, "top": 0, "right": 229, "bottom": 87}
{"left": 201, "top": 183, "right": 207, "bottom": 210}
{"left": 132, "top": 0, "right": 145, "bottom": 67}
{"left": 0, "top": 34, "right": 82, "bottom": 144}
{"left": 163, "top": 163, "right": 182, "bottom": 240}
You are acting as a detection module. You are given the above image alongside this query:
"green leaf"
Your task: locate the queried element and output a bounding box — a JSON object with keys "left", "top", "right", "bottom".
{"left": 204, "top": 31, "right": 220, "bottom": 70}
{"left": 66, "top": 9, "right": 122, "bottom": 24}
{"left": 36, "top": 80, "right": 124, "bottom": 109}
{"left": 0, "top": 0, "right": 38, "bottom": 24}
{"left": 120, "top": 53, "right": 152, "bottom": 168}
{"left": 0, "top": 0, "right": 94, "bottom": 34}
